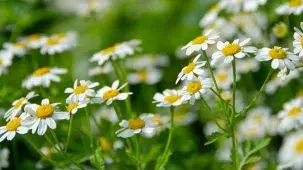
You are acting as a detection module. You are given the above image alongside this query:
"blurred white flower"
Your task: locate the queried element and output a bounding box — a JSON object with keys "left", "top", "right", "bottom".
{"left": 222, "top": 0, "right": 267, "bottom": 13}
{"left": 236, "top": 58, "right": 260, "bottom": 74}
{"left": 199, "top": 3, "right": 224, "bottom": 27}
{"left": 276, "top": 0, "right": 303, "bottom": 15}
{"left": 25, "top": 33, "right": 47, "bottom": 49}
{"left": 3, "top": 40, "right": 27, "bottom": 57}
{"left": 127, "top": 68, "right": 162, "bottom": 85}
{"left": 294, "top": 22, "right": 303, "bottom": 58}
{"left": 88, "top": 63, "right": 113, "bottom": 76}
{"left": 126, "top": 54, "right": 169, "bottom": 70}
{"left": 0, "top": 50, "right": 13, "bottom": 76}
{"left": 0, "top": 148, "right": 9, "bottom": 168}
{"left": 206, "top": 18, "right": 237, "bottom": 40}
{"left": 93, "top": 107, "right": 118, "bottom": 124}
{"left": 265, "top": 70, "right": 300, "bottom": 94}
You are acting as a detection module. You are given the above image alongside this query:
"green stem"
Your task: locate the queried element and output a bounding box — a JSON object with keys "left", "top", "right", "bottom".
{"left": 162, "top": 107, "right": 175, "bottom": 160}
{"left": 231, "top": 58, "right": 239, "bottom": 169}
{"left": 65, "top": 114, "right": 74, "bottom": 152}
{"left": 50, "top": 129, "right": 63, "bottom": 151}
{"left": 135, "top": 135, "right": 142, "bottom": 170}
{"left": 45, "top": 133, "right": 61, "bottom": 153}
{"left": 240, "top": 69, "right": 274, "bottom": 115}
{"left": 85, "top": 108, "right": 94, "bottom": 149}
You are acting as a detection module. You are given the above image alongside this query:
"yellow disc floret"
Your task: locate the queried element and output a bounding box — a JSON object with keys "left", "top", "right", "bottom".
{"left": 183, "top": 63, "right": 195, "bottom": 74}
{"left": 222, "top": 43, "right": 241, "bottom": 56}
{"left": 295, "top": 138, "right": 303, "bottom": 153}
{"left": 268, "top": 47, "right": 287, "bottom": 59}
{"left": 164, "top": 95, "right": 180, "bottom": 104}
{"left": 73, "top": 85, "right": 88, "bottom": 94}
{"left": 192, "top": 36, "right": 208, "bottom": 44}
{"left": 33, "top": 67, "right": 51, "bottom": 76}
{"left": 36, "top": 104, "right": 54, "bottom": 118}
{"left": 288, "top": 0, "right": 302, "bottom": 7}
{"left": 99, "top": 137, "right": 111, "bottom": 151}
{"left": 102, "top": 89, "right": 119, "bottom": 100}
{"left": 186, "top": 81, "right": 202, "bottom": 94}
{"left": 288, "top": 107, "right": 301, "bottom": 117}
{"left": 128, "top": 118, "right": 145, "bottom": 130}
{"left": 67, "top": 102, "right": 78, "bottom": 112}
{"left": 14, "top": 98, "right": 26, "bottom": 109}
{"left": 6, "top": 118, "right": 21, "bottom": 131}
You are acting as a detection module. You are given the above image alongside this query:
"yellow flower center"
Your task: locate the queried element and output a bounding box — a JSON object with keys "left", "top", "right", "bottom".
{"left": 295, "top": 138, "right": 303, "bottom": 153}
{"left": 273, "top": 23, "right": 288, "bottom": 38}
{"left": 101, "top": 44, "right": 119, "bottom": 55}
{"left": 128, "top": 119, "right": 145, "bottom": 130}
{"left": 151, "top": 115, "right": 163, "bottom": 125}
{"left": 67, "top": 102, "right": 78, "bottom": 112}
{"left": 14, "top": 98, "right": 26, "bottom": 109}
{"left": 268, "top": 48, "right": 287, "bottom": 59}
{"left": 138, "top": 70, "right": 147, "bottom": 81}
{"left": 216, "top": 72, "right": 228, "bottom": 82}
{"left": 183, "top": 63, "right": 195, "bottom": 74}
{"left": 14, "top": 41, "right": 26, "bottom": 47}
{"left": 36, "top": 104, "right": 54, "bottom": 118}
{"left": 73, "top": 85, "right": 88, "bottom": 94}
{"left": 33, "top": 67, "right": 51, "bottom": 76}
{"left": 191, "top": 36, "right": 208, "bottom": 44}
{"left": 186, "top": 81, "right": 202, "bottom": 94}
{"left": 99, "top": 137, "right": 111, "bottom": 151}
{"left": 252, "top": 113, "right": 263, "bottom": 122}
{"left": 56, "top": 33, "right": 66, "bottom": 39}
{"left": 102, "top": 89, "right": 119, "bottom": 100}
{"left": 0, "top": 59, "right": 3, "bottom": 65}
{"left": 222, "top": 43, "right": 241, "bottom": 56}
{"left": 288, "top": 0, "right": 302, "bottom": 7}
{"left": 46, "top": 38, "right": 61, "bottom": 45}
{"left": 164, "top": 95, "right": 180, "bottom": 104}
{"left": 28, "top": 34, "right": 41, "bottom": 41}
{"left": 246, "top": 128, "right": 258, "bottom": 137}
{"left": 288, "top": 107, "right": 301, "bottom": 117}
{"left": 6, "top": 118, "right": 21, "bottom": 131}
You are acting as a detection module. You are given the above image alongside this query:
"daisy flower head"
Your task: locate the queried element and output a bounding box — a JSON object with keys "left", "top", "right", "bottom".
{"left": 88, "top": 63, "right": 113, "bottom": 77}
{"left": 211, "top": 38, "right": 257, "bottom": 65}
{"left": 278, "top": 131, "right": 303, "bottom": 170}
{"left": 182, "top": 30, "right": 219, "bottom": 56}
{"left": 272, "top": 22, "right": 288, "bottom": 39}
{"left": 278, "top": 98, "right": 303, "bottom": 132}
{"left": 3, "top": 40, "right": 27, "bottom": 57}
{"left": 4, "top": 91, "right": 37, "bottom": 121}
{"left": 22, "top": 67, "right": 67, "bottom": 89}
{"left": 294, "top": 22, "right": 303, "bottom": 58}
{"left": 23, "top": 98, "right": 69, "bottom": 135}
{"left": 238, "top": 119, "right": 266, "bottom": 141}
{"left": 182, "top": 77, "right": 213, "bottom": 105}
{"left": 93, "top": 107, "right": 118, "bottom": 124}
{"left": 0, "top": 113, "right": 29, "bottom": 142}
{"left": 66, "top": 96, "right": 89, "bottom": 115}
{"left": 246, "top": 106, "right": 271, "bottom": 126}
{"left": 90, "top": 39, "right": 141, "bottom": 65}
{"left": 139, "top": 113, "right": 169, "bottom": 138}
{"left": 115, "top": 114, "right": 156, "bottom": 138}
{"left": 176, "top": 54, "right": 207, "bottom": 84}
{"left": 26, "top": 33, "right": 47, "bottom": 49}
{"left": 236, "top": 58, "right": 260, "bottom": 74}
{"left": 127, "top": 68, "right": 162, "bottom": 85}
{"left": 94, "top": 80, "right": 132, "bottom": 105}
{"left": 65, "top": 79, "right": 99, "bottom": 102}
{"left": 153, "top": 89, "right": 185, "bottom": 107}
{"left": 199, "top": 3, "right": 224, "bottom": 27}
{"left": 40, "top": 32, "right": 77, "bottom": 55}
{"left": 214, "top": 67, "right": 238, "bottom": 89}
{"left": 276, "top": 0, "right": 303, "bottom": 15}
{"left": 126, "top": 54, "right": 169, "bottom": 70}
{"left": 0, "top": 148, "right": 9, "bottom": 168}
{"left": 256, "top": 46, "right": 299, "bottom": 70}
{"left": 0, "top": 50, "right": 13, "bottom": 76}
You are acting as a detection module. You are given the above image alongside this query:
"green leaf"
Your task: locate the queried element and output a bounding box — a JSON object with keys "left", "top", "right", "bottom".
{"left": 155, "top": 151, "right": 172, "bottom": 170}
{"left": 245, "top": 156, "right": 261, "bottom": 164}
{"left": 91, "top": 148, "right": 105, "bottom": 170}
{"left": 204, "top": 132, "right": 223, "bottom": 145}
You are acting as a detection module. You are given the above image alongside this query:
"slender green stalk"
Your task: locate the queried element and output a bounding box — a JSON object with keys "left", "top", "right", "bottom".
{"left": 162, "top": 107, "right": 175, "bottom": 159}
{"left": 231, "top": 58, "right": 239, "bottom": 169}
{"left": 65, "top": 114, "right": 74, "bottom": 152}
{"left": 85, "top": 108, "right": 94, "bottom": 149}
{"left": 202, "top": 51, "right": 220, "bottom": 96}
{"left": 135, "top": 135, "right": 142, "bottom": 170}
{"left": 45, "top": 133, "right": 61, "bottom": 153}
{"left": 240, "top": 69, "right": 274, "bottom": 115}
{"left": 50, "top": 129, "right": 63, "bottom": 150}
{"left": 113, "top": 103, "right": 122, "bottom": 120}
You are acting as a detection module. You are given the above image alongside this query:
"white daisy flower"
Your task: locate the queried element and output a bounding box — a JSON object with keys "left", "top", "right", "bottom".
{"left": 126, "top": 54, "right": 169, "bottom": 70}
{"left": 23, "top": 99, "right": 69, "bottom": 135}
{"left": 176, "top": 54, "right": 207, "bottom": 84}
{"left": 64, "top": 79, "right": 99, "bottom": 102}
{"left": 278, "top": 98, "right": 303, "bottom": 132}
{"left": 246, "top": 106, "right": 271, "bottom": 126}
{"left": 88, "top": 63, "right": 113, "bottom": 77}
{"left": 203, "top": 121, "right": 221, "bottom": 136}
{"left": 238, "top": 119, "right": 266, "bottom": 141}
{"left": 174, "top": 109, "right": 197, "bottom": 126}
{"left": 182, "top": 77, "right": 213, "bottom": 105}
{"left": 0, "top": 50, "right": 13, "bottom": 76}
{"left": 94, "top": 80, "right": 132, "bottom": 105}
{"left": 0, "top": 148, "right": 9, "bottom": 169}
{"left": 22, "top": 67, "right": 67, "bottom": 89}
{"left": 276, "top": 0, "right": 303, "bottom": 15}
{"left": 294, "top": 22, "right": 303, "bottom": 58}
{"left": 214, "top": 67, "right": 237, "bottom": 89}
{"left": 115, "top": 114, "right": 156, "bottom": 138}
{"left": 127, "top": 68, "right": 162, "bottom": 85}
{"left": 256, "top": 46, "right": 299, "bottom": 70}
{"left": 153, "top": 89, "right": 185, "bottom": 107}
{"left": 26, "top": 33, "right": 47, "bottom": 49}
{"left": 0, "top": 113, "right": 29, "bottom": 142}
{"left": 182, "top": 30, "right": 219, "bottom": 55}
{"left": 66, "top": 96, "right": 88, "bottom": 115}
{"left": 40, "top": 32, "right": 77, "bottom": 55}
{"left": 272, "top": 22, "right": 288, "bottom": 39}
{"left": 4, "top": 91, "right": 37, "bottom": 121}
{"left": 139, "top": 113, "right": 169, "bottom": 138}
{"left": 211, "top": 38, "right": 256, "bottom": 65}
{"left": 199, "top": 3, "right": 224, "bottom": 27}
{"left": 3, "top": 41, "right": 27, "bottom": 57}
{"left": 236, "top": 58, "right": 260, "bottom": 74}
{"left": 90, "top": 39, "right": 141, "bottom": 65}
{"left": 278, "top": 131, "right": 303, "bottom": 170}
{"left": 93, "top": 107, "right": 118, "bottom": 124}
{"left": 222, "top": 0, "right": 267, "bottom": 13}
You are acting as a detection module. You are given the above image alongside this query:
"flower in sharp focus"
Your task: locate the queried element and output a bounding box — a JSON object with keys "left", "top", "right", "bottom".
{"left": 0, "top": 148, "right": 9, "bottom": 169}
{"left": 182, "top": 76, "right": 213, "bottom": 105}
{"left": 90, "top": 39, "right": 141, "bottom": 65}
{"left": 22, "top": 67, "right": 67, "bottom": 89}
{"left": 153, "top": 89, "right": 185, "bottom": 107}
{"left": 127, "top": 68, "right": 162, "bottom": 85}
{"left": 23, "top": 99, "right": 69, "bottom": 135}
{"left": 40, "top": 32, "right": 77, "bottom": 55}
{"left": 276, "top": 0, "right": 303, "bottom": 15}
{"left": 0, "top": 50, "right": 13, "bottom": 76}
{"left": 0, "top": 113, "right": 29, "bottom": 142}
{"left": 115, "top": 114, "right": 156, "bottom": 138}
{"left": 94, "top": 80, "right": 132, "bottom": 105}
{"left": 65, "top": 79, "right": 99, "bottom": 101}
{"left": 256, "top": 46, "right": 299, "bottom": 70}
{"left": 278, "top": 131, "right": 303, "bottom": 170}
{"left": 3, "top": 40, "right": 27, "bottom": 57}
{"left": 278, "top": 98, "right": 303, "bottom": 132}
{"left": 211, "top": 38, "right": 257, "bottom": 65}
{"left": 176, "top": 54, "right": 207, "bottom": 84}
{"left": 294, "top": 22, "right": 303, "bottom": 58}
{"left": 66, "top": 96, "right": 89, "bottom": 115}
{"left": 4, "top": 91, "right": 37, "bottom": 121}
{"left": 182, "top": 30, "right": 219, "bottom": 55}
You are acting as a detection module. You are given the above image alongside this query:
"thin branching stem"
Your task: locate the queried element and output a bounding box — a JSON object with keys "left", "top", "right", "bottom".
{"left": 65, "top": 114, "right": 74, "bottom": 152}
